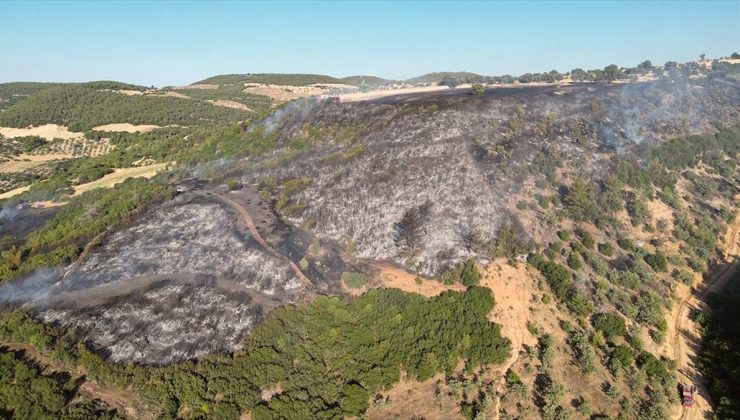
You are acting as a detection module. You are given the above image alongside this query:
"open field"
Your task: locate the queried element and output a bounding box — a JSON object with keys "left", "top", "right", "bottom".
{"left": 207, "top": 99, "right": 254, "bottom": 111}
{"left": 92, "top": 123, "right": 161, "bottom": 133}
{"left": 0, "top": 124, "right": 84, "bottom": 141}
{"left": 72, "top": 162, "right": 170, "bottom": 196}
{"left": 243, "top": 82, "right": 357, "bottom": 103}
{"left": 0, "top": 184, "right": 30, "bottom": 199}
{"left": 0, "top": 153, "right": 71, "bottom": 173}
{"left": 338, "top": 84, "right": 451, "bottom": 102}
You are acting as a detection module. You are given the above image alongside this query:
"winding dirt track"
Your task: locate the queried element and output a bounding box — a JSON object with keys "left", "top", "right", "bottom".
{"left": 672, "top": 218, "right": 740, "bottom": 420}
{"left": 22, "top": 189, "right": 315, "bottom": 312}
{"left": 203, "top": 191, "right": 314, "bottom": 290}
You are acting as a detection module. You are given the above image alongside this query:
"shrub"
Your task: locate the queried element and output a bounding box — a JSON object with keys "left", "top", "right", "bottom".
{"left": 539, "top": 334, "right": 556, "bottom": 366}
{"left": 617, "top": 236, "right": 635, "bottom": 251}
{"left": 592, "top": 312, "right": 627, "bottom": 338}
{"left": 672, "top": 269, "right": 693, "bottom": 285}
{"left": 566, "top": 289, "right": 594, "bottom": 316}
{"left": 567, "top": 252, "right": 583, "bottom": 270}
{"left": 569, "top": 329, "right": 595, "bottom": 373}
{"left": 598, "top": 242, "right": 614, "bottom": 257}
{"left": 608, "top": 345, "right": 634, "bottom": 374}
{"left": 644, "top": 251, "right": 668, "bottom": 272}
{"left": 226, "top": 179, "right": 242, "bottom": 191}
{"left": 441, "top": 259, "right": 481, "bottom": 286}
{"left": 341, "top": 271, "right": 368, "bottom": 289}
{"left": 576, "top": 228, "right": 595, "bottom": 249}
{"left": 637, "top": 351, "right": 670, "bottom": 383}
{"left": 557, "top": 230, "right": 571, "bottom": 241}
{"left": 609, "top": 270, "right": 641, "bottom": 289}
{"left": 532, "top": 261, "right": 572, "bottom": 300}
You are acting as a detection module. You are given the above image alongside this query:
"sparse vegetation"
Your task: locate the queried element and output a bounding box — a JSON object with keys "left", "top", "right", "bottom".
{"left": 341, "top": 271, "right": 368, "bottom": 288}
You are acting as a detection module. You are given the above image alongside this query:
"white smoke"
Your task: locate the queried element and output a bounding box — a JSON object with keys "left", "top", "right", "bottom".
{"left": 248, "top": 97, "right": 320, "bottom": 135}
{"left": 0, "top": 268, "right": 62, "bottom": 306}
{"left": 0, "top": 204, "right": 19, "bottom": 223}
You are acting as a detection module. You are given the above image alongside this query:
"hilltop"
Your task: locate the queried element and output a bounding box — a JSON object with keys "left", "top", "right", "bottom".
{"left": 406, "top": 71, "right": 488, "bottom": 84}
{"left": 194, "top": 73, "right": 344, "bottom": 86}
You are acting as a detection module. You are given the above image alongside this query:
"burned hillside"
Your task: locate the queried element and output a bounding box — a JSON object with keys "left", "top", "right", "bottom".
{"left": 10, "top": 187, "right": 352, "bottom": 364}
{"left": 244, "top": 79, "right": 739, "bottom": 275}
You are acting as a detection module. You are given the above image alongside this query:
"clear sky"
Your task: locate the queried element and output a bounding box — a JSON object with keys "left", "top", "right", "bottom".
{"left": 1, "top": 1, "right": 738, "bottom": 86}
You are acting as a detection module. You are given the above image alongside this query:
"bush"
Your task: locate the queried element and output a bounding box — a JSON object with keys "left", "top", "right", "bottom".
{"left": 531, "top": 260, "right": 572, "bottom": 300}
{"left": 441, "top": 259, "right": 481, "bottom": 286}
{"left": 557, "top": 230, "right": 571, "bottom": 241}
{"left": 226, "top": 179, "right": 242, "bottom": 191}
{"left": 672, "top": 269, "right": 694, "bottom": 285}
{"left": 567, "top": 252, "right": 583, "bottom": 270}
{"left": 644, "top": 251, "right": 668, "bottom": 272}
{"left": 592, "top": 312, "right": 627, "bottom": 338}
{"left": 598, "top": 242, "right": 614, "bottom": 257}
{"left": 608, "top": 345, "right": 634, "bottom": 375}
{"left": 460, "top": 260, "right": 481, "bottom": 286}
{"left": 341, "top": 271, "right": 368, "bottom": 289}
{"left": 566, "top": 289, "right": 594, "bottom": 316}
{"left": 569, "top": 329, "right": 595, "bottom": 373}
{"left": 539, "top": 334, "right": 556, "bottom": 366}
{"left": 576, "top": 228, "right": 595, "bottom": 249}
{"left": 637, "top": 351, "right": 670, "bottom": 383}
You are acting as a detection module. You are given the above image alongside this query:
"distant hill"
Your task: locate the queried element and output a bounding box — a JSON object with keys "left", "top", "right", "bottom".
{"left": 0, "top": 82, "right": 61, "bottom": 112}
{"left": 0, "top": 81, "right": 147, "bottom": 113}
{"left": 406, "top": 71, "right": 488, "bottom": 84}
{"left": 339, "top": 75, "right": 396, "bottom": 88}
{"left": 0, "top": 84, "right": 248, "bottom": 131}
{"left": 195, "top": 73, "right": 344, "bottom": 86}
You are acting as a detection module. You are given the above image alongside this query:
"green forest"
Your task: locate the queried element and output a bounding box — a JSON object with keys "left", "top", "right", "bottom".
{"left": 0, "top": 287, "right": 510, "bottom": 419}
{"left": 0, "top": 348, "right": 120, "bottom": 419}
{"left": 0, "top": 85, "right": 248, "bottom": 131}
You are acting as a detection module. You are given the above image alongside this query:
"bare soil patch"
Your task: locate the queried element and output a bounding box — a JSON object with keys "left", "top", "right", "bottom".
{"left": 369, "top": 262, "right": 465, "bottom": 296}
{"left": 0, "top": 184, "right": 30, "bottom": 199}
{"left": 207, "top": 99, "right": 254, "bottom": 111}
{"left": 0, "top": 124, "right": 84, "bottom": 141}
{"left": 480, "top": 259, "right": 538, "bottom": 419}
{"left": 92, "top": 123, "right": 161, "bottom": 133}
{"left": 243, "top": 83, "right": 356, "bottom": 103}
{"left": 72, "top": 162, "right": 170, "bottom": 196}
{"left": 368, "top": 372, "right": 460, "bottom": 420}
{"left": 175, "top": 84, "right": 219, "bottom": 90}
{"left": 339, "top": 85, "right": 451, "bottom": 103}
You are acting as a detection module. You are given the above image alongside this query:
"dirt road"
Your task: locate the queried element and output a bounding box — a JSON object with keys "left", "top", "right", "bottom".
{"left": 204, "top": 191, "right": 314, "bottom": 290}
{"left": 672, "top": 218, "right": 740, "bottom": 420}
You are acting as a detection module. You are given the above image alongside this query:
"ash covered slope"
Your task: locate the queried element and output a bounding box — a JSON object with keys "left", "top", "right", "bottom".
{"left": 36, "top": 192, "right": 309, "bottom": 365}
{"left": 247, "top": 79, "right": 739, "bottom": 275}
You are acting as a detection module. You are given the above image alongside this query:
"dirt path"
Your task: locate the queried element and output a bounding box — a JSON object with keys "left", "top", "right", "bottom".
{"left": 479, "top": 260, "right": 537, "bottom": 419}
{"left": 204, "top": 191, "right": 314, "bottom": 290}
{"left": 672, "top": 218, "right": 740, "bottom": 420}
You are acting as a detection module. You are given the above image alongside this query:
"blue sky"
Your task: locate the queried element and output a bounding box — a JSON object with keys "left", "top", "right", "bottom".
{"left": 0, "top": 1, "right": 738, "bottom": 86}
